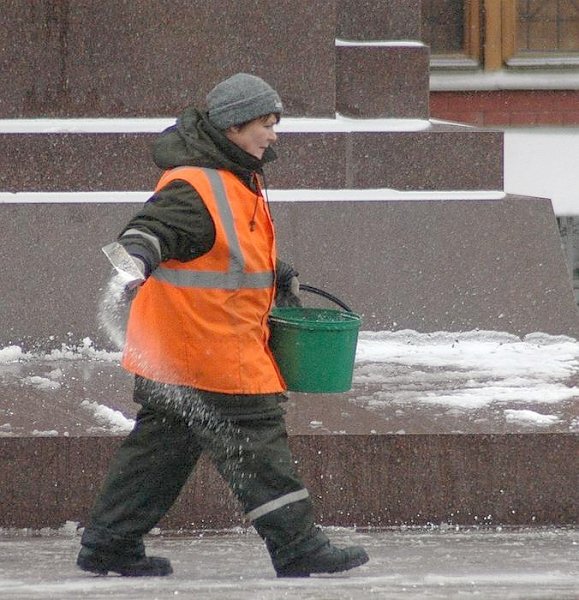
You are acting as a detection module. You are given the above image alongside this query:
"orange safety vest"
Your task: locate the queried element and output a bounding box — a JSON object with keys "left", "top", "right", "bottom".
{"left": 122, "top": 166, "right": 286, "bottom": 394}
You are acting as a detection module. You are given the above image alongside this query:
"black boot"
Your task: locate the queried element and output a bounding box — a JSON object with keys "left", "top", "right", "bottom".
{"left": 275, "top": 542, "right": 369, "bottom": 577}
{"left": 77, "top": 546, "right": 173, "bottom": 577}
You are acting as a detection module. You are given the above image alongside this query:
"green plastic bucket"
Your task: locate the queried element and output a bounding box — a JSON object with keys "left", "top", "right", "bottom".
{"left": 268, "top": 307, "right": 361, "bottom": 393}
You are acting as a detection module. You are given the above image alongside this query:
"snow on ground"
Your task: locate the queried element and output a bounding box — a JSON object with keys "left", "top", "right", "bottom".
{"left": 0, "top": 329, "right": 578, "bottom": 433}
{"left": 355, "top": 330, "right": 579, "bottom": 417}
{"left": 80, "top": 401, "right": 135, "bottom": 433}
{"left": 504, "top": 409, "right": 561, "bottom": 426}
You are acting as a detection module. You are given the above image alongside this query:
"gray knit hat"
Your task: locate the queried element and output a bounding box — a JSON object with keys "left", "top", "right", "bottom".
{"left": 206, "top": 73, "right": 283, "bottom": 130}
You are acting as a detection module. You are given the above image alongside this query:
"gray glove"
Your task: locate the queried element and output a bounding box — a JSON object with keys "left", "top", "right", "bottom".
{"left": 102, "top": 242, "right": 147, "bottom": 302}
{"left": 275, "top": 260, "right": 302, "bottom": 307}
{"left": 121, "top": 256, "right": 146, "bottom": 302}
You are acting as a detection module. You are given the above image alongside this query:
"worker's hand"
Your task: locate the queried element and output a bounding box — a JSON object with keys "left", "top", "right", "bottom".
{"left": 120, "top": 256, "right": 146, "bottom": 302}
{"left": 104, "top": 255, "right": 146, "bottom": 305}
{"left": 102, "top": 242, "right": 147, "bottom": 302}
{"left": 275, "top": 261, "right": 302, "bottom": 307}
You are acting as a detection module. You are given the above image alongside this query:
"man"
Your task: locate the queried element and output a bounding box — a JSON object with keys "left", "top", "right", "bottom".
{"left": 77, "top": 73, "right": 369, "bottom": 578}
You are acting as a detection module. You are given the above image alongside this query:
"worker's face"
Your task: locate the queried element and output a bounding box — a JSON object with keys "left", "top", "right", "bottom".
{"left": 226, "top": 114, "right": 278, "bottom": 159}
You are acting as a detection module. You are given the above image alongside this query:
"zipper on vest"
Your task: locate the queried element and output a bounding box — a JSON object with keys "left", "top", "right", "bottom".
{"left": 251, "top": 172, "right": 275, "bottom": 232}
{"left": 250, "top": 173, "right": 263, "bottom": 232}
{"left": 249, "top": 198, "right": 258, "bottom": 231}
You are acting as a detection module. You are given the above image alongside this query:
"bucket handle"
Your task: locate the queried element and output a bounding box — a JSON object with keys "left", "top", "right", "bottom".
{"left": 299, "top": 284, "right": 353, "bottom": 313}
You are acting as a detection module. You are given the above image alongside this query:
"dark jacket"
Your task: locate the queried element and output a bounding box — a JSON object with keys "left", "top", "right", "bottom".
{"left": 119, "top": 107, "right": 279, "bottom": 275}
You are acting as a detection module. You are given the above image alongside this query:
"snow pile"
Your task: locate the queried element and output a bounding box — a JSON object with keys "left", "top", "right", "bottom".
{"left": 504, "top": 409, "right": 561, "bottom": 427}
{"left": 31, "top": 429, "right": 59, "bottom": 436}
{"left": 354, "top": 330, "right": 579, "bottom": 410}
{"left": 21, "top": 370, "right": 62, "bottom": 391}
{"left": 81, "top": 400, "right": 135, "bottom": 433}
{"left": 0, "top": 338, "right": 121, "bottom": 364}
{"left": 0, "top": 346, "right": 24, "bottom": 362}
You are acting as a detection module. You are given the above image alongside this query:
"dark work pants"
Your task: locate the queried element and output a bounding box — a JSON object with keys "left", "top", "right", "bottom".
{"left": 81, "top": 379, "right": 328, "bottom": 570}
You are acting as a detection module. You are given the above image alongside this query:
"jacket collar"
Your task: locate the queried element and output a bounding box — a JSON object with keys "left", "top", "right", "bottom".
{"left": 152, "top": 107, "right": 277, "bottom": 192}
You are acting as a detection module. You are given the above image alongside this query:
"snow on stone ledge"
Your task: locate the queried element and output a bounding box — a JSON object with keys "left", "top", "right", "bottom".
{"left": 0, "top": 189, "right": 506, "bottom": 204}
{"left": 0, "top": 114, "right": 431, "bottom": 134}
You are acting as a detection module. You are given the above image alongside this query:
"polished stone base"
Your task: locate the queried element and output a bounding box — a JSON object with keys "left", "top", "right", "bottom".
{"left": 4, "top": 432, "right": 576, "bottom": 530}
{"left": 1, "top": 196, "right": 577, "bottom": 351}
{"left": 1, "top": 0, "right": 576, "bottom": 535}
{"left": 1, "top": 427, "right": 576, "bottom": 530}
{"left": 0, "top": 124, "right": 503, "bottom": 192}
{"left": 0, "top": 361, "right": 576, "bottom": 529}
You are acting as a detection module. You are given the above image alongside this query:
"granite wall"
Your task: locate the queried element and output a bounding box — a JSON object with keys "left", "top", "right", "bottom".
{"left": 1, "top": 1, "right": 578, "bottom": 532}
{"left": 1, "top": 433, "right": 576, "bottom": 529}
{"left": 1, "top": 0, "right": 426, "bottom": 119}
{"left": 2, "top": 195, "right": 579, "bottom": 353}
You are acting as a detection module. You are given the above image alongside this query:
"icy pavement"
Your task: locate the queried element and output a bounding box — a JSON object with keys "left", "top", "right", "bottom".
{"left": 0, "top": 527, "right": 577, "bottom": 599}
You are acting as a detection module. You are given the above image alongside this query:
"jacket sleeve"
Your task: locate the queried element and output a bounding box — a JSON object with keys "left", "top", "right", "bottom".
{"left": 117, "top": 180, "right": 216, "bottom": 276}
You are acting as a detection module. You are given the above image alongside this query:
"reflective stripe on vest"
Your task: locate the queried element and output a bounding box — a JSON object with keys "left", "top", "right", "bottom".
{"left": 152, "top": 168, "right": 274, "bottom": 290}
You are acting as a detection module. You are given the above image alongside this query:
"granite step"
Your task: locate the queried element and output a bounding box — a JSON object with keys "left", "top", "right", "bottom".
{"left": 0, "top": 121, "right": 503, "bottom": 192}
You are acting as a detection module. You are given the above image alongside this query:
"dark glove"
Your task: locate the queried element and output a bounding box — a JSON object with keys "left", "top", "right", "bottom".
{"left": 275, "top": 260, "right": 302, "bottom": 307}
